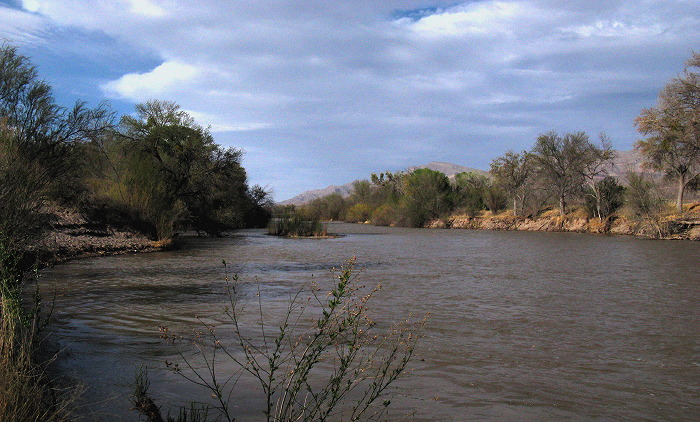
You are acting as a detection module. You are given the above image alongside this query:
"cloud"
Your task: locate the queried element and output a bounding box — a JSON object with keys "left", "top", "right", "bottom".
{"left": 0, "top": 4, "right": 46, "bottom": 45}
{"left": 2, "top": 0, "right": 699, "bottom": 200}
{"left": 183, "top": 109, "right": 272, "bottom": 133}
{"left": 101, "top": 60, "right": 199, "bottom": 101}
{"left": 397, "top": 1, "right": 543, "bottom": 37}
{"left": 561, "top": 19, "right": 667, "bottom": 39}
{"left": 127, "top": 0, "right": 166, "bottom": 17}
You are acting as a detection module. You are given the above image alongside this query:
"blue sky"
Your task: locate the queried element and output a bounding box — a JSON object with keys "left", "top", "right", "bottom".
{"left": 1, "top": 0, "right": 698, "bottom": 201}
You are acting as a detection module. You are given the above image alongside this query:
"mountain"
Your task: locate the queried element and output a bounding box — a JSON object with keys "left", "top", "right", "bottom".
{"left": 279, "top": 161, "right": 488, "bottom": 205}
{"left": 279, "top": 182, "right": 358, "bottom": 206}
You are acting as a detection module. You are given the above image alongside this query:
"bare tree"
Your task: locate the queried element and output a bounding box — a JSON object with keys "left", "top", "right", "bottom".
{"left": 635, "top": 52, "right": 700, "bottom": 214}
{"left": 490, "top": 151, "right": 531, "bottom": 216}
{"left": 531, "top": 131, "right": 608, "bottom": 216}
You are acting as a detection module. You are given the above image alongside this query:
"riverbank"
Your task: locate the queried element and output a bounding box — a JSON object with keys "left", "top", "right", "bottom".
{"left": 29, "top": 206, "right": 174, "bottom": 266}
{"left": 424, "top": 205, "right": 700, "bottom": 240}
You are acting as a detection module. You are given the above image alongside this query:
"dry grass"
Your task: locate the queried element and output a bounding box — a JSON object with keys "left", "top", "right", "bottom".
{"left": 0, "top": 299, "right": 76, "bottom": 422}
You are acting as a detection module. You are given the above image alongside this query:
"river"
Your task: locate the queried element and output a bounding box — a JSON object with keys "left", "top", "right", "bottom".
{"left": 41, "top": 223, "right": 700, "bottom": 421}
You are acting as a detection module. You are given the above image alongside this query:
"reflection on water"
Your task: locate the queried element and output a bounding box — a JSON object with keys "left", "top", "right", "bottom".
{"left": 41, "top": 223, "right": 700, "bottom": 421}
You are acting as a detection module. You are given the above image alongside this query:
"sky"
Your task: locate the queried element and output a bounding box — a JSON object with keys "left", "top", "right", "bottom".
{"left": 1, "top": 0, "right": 698, "bottom": 201}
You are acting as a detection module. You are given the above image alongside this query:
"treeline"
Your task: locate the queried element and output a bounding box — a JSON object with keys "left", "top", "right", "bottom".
{"left": 1, "top": 43, "right": 271, "bottom": 252}
{"left": 294, "top": 133, "right": 623, "bottom": 228}
{"left": 295, "top": 53, "right": 700, "bottom": 228}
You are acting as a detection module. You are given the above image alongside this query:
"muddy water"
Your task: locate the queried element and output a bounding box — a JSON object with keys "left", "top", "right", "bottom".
{"left": 41, "top": 223, "right": 700, "bottom": 421}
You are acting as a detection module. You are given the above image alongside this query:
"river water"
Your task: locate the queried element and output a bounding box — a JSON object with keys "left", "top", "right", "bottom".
{"left": 41, "top": 223, "right": 700, "bottom": 421}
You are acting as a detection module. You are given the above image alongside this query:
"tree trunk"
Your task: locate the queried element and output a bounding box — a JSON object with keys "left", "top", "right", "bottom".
{"left": 676, "top": 174, "right": 686, "bottom": 214}
{"left": 513, "top": 197, "right": 518, "bottom": 217}
{"left": 559, "top": 194, "right": 566, "bottom": 216}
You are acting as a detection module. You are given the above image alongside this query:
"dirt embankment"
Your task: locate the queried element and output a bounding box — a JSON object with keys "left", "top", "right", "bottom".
{"left": 425, "top": 207, "right": 700, "bottom": 241}
{"left": 30, "top": 207, "right": 174, "bottom": 266}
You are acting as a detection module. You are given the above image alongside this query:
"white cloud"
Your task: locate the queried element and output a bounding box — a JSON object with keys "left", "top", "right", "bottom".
{"left": 562, "top": 20, "right": 666, "bottom": 39}
{"left": 101, "top": 60, "right": 199, "bottom": 101}
{"left": 400, "top": 1, "right": 538, "bottom": 37}
{"left": 183, "top": 109, "right": 272, "bottom": 133}
{"left": 127, "top": 0, "right": 166, "bottom": 17}
{"left": 4, "top": 0, "right": 699, "bottom": 200}
{"left": 0, "top": 5, "right": 46, "bottom": 45}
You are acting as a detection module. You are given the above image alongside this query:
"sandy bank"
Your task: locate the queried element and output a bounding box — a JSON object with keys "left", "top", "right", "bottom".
{"left": 425, "top": 209, "right": 700, "bottom": 240}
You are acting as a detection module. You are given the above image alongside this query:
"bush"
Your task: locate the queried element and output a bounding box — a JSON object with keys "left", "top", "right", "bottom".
{"left": 139, "top": 258, "right": 423, "bottom": 422}
{"left": 585, "top": 176, "right": 624, "bottom": 219}
{"left": 345, "top": 203, "right": 373, "bottom": 223}
{"left": 370, "top": 203, "right": 397, "bottom": 226}
{"left": 267, "top": 215, "right": 327, "bottom": 237}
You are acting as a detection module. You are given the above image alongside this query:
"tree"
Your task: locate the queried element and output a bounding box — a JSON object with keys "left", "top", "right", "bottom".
{"left": 584, "top": 176, "right": 624, "bottom": 220}
{"left": 0, "top": 43, "right": 111, "bottom": 261}
{"left": 579, "top": 133, "right": 615, "bottom": 220}
{"left": 453, "top": 172, "right": 488, "bottom": 217}
{"left": 117, "top": 100, "right": 261, "bottom": 238}
{"left": 635, "top": 52, "right": 700, "bottom": 214}
{"left": 490, "top": 151, "right": 531, "bottom": 216}
{"left": 531, "top": 131, "right": 607, "bottom": 216}
{"left": 398, "top": 169, "right": 451, "bottom": 227}
{"left": 0, "top": 44, "right": 112, "bottom": 195}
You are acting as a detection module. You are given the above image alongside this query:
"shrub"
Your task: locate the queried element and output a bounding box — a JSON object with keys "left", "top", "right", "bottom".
{"left": 345, "top": 203, "right": 373, "bottom": 223}
{"left": 267, "top": 215, "right": 327, "bottom": 237}
{"left": 138, "top": 258, "right": 423, "bottom": 422}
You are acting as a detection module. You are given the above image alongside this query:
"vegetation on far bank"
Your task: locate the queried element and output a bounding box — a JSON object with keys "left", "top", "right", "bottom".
{"left": 288, "top": 53, "right": 700, "bottom": 239}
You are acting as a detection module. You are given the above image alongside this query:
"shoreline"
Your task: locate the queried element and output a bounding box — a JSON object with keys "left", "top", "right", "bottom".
{"left": 424, "top": 212, "right": 700, "bottom": 241}
{"left": 29, "top": 207, "right": 175, "bottom": 267}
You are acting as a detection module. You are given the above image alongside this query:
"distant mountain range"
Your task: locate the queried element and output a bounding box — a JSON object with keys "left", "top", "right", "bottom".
{"left": 279, "top": 152, "right": 655, "bottom": 206}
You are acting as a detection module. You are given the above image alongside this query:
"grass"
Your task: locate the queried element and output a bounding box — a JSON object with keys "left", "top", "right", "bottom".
{"left": 267, "top": 215, "right": 328, "bottom": 237}
{"left": 0, "top": 298, "right": 76, "bottom": 422}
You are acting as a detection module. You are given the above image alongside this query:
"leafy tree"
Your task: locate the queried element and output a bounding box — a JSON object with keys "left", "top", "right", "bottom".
{"left": 116, "top": 100, "right": 264, "bottom": 238}
{"left": 483, "top": 184, "right": 507, "bottom": 214}
{"left": 0, "top": 44, "right": 112, "bottom": 199}
{"left": 490, "top": 151, "right": 531, "bottom": 216}
{"left": 370, "top": 171, "right": 404, "bottom": 205}
{"left": 398, "top": 169, "right": 451, "bottom": 227}
{"left": 635, "top": 52, "right": 700, "bottom": 214}
{"left": 453, "top": 172, "right": 487, "bottom": 217}
{"left": 300, "top": 193, "right": 346, "bottom": 221}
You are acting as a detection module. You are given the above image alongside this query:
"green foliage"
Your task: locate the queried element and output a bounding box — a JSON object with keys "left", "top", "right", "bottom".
{"left": 453, "top": 172, "right": 488, "bottom": 217}
{"left": 345, "top": 202, "right": 373, "bottom": 223}
{"left": 299, "top": 193, "right": 347, "bottom": 221}
{"left": 483, "top": 184, "right": 508, "bottom": 214}
{"left": 584, "top": 176, "right": 624, "bottom": 219}
{"left": 369, "top": 203, "right": 397, "bottom": 226}
{"left": 81, "top": 100, "right": 270, "bottom": 239}
{"left": 396, "top": 168, "right": 452, "bottom": 227}
{"left": 267, "top": 215, "right": 327, "bottom": 237}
